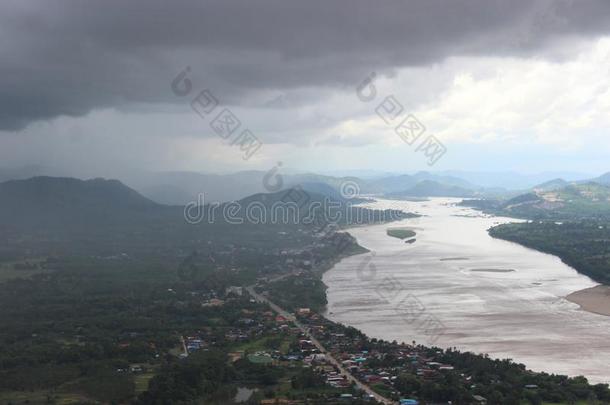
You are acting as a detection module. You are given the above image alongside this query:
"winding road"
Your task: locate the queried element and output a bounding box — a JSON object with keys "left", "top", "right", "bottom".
{"left": 246, "top": 285, "right": 396, "bottom": 405}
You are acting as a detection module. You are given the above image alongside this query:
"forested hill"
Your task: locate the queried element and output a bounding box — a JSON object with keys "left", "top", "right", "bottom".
{"left": 463, "top": 182, "right": 610, "bottom": 220}
{"left": 463, "top": 182, "right": 610, "bottom": 285}
{"left": 490, "top": 221, "right": 610, "bottom": 285}
{"left": 0, "top": 176, "right": 162, "bottom": 230}
{"left": 0, "top": 176, "right": 409, "bottom": 258}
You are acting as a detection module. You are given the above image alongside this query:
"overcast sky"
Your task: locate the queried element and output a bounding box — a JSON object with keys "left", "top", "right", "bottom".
{"left": 2, "top": 0, "right": 610, "bottom": 177}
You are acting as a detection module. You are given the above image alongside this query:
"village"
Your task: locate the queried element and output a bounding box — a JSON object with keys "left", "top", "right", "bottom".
{"left": 95, "top": 232, "right": 596, "bottom": 405}
{"left": 170, "top": 274, "right": 491, "bottom": 405}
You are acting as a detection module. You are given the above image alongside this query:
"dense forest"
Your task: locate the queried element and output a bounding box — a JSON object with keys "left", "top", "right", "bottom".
{"left": 490, "top": 221, "right": 610, "bottom": 284}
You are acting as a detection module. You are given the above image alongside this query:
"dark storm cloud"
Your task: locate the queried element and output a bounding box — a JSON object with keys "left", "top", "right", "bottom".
{"left": 2, "top": 0, "right": 610, "bottom": 130}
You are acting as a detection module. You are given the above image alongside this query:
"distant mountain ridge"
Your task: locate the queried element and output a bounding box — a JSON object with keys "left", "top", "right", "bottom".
{"left": 473, "top": 181, "right": 610, "bottom": 220}
{"left": 2, "top": 168, "right": 610, "bottom": 205}
{"left": 532, "top": 178, "right": 570, "bottom": 192}
{"left": 589, "top": 171, "right": 610, "bottom": 186}
{"left": 386, "top": 180, "right": 475, "bottom": 198}
{"left": 0, "top": 165, "right": 50, "bottom": 182}
{"left": 440, "top": 170, "right": 594, "bottom": 190}
{"left": 0, "top": 176, "right": 410, "bottom": 241}
{"left": 0, "top": 176, "right": 161, "bottom": 231}
{"left": 0, "top": 176, "right": 157, "bottom": 207}
{"left": 128, "top": 170, "right": 480, "bottom": 204}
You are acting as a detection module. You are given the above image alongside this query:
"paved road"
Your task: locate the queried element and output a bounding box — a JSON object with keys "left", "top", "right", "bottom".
{"left": 246, "top": 285, "right": 396, "bottom": 405}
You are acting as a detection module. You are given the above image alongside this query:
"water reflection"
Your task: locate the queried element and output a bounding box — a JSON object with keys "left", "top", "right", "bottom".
{"left": 323, "top": 198, "right": 610, "bottom": 383}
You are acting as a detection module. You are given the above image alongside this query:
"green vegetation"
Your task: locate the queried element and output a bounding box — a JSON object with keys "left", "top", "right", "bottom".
{"left": 386, "top": 227, "right": 417, "bottom": 240}
{"left": 490, "top": 221, "right": 610, "bottom": 284}
{"left": 0, "top": 177, "right": 408, "bottom": 404}
{"left": 135, "top": 350, "right": 235, "bottom": 404}
{"left": 463, "top": 182, "right": 610, "bottom": 221}
{"left": 301, "top": 313, "right": 610, "bottom": 405}
{"left": 247, "top": 354, "right": 274, "bottom": 364}
{"left": 0, "top": 176, "right": 608, "bottom": 404}
{"left": 265, "top": 274, "right": 329, "bottom": 312}
{"left": 463, "top": 182, "right": 610, "bottom": 285}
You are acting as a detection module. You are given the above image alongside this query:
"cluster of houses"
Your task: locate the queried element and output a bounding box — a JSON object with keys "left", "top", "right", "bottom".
{"left": 294, "top": 310, "right": 475, "bottom": 404}
{"left": 169, "top": 259, "right": 492, "bottom": 404}
{"left": 184, "top": 336, "right": 206, "bottom": 352}
{"left": 179, "top": 304, "right": 303, "bottom": 358}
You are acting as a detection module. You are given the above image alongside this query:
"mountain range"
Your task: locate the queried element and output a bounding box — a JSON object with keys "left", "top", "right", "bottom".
{"left": 2, "top": 166, "right": 610, "bottom": 208}
{"left": 0, "top": 176, "right": 408, "bottom": 257}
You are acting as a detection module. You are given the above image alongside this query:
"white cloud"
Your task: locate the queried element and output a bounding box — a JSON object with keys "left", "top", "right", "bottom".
{"left": 3, "top": 37, "right": 610, "bottom": 174}
{"left": 411, "top": 37, "right": 610, "bottom": 149}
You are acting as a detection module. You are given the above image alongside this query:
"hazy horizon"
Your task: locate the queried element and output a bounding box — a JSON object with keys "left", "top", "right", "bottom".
{"left": 2, "top": 2, "right": 610, "bottom": 402}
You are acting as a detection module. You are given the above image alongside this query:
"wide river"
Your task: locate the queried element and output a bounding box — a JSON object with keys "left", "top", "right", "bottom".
{"left": 323, "top": 198, "right": 610, "bottom": 383}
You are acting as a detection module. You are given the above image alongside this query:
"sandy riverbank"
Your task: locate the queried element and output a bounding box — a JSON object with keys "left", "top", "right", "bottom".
{"left": 325, "top": 198, "right": 610, "bottom": 383}
{"left": 566, "top": 285, "right": 610, "bottom": 317}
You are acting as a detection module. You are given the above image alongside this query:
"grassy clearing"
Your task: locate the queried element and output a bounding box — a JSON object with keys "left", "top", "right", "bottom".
{"left": 134, "top": 372, "right": 155, "bottom": 394}
{"left": 235, "top": 335, "right": 294, "bottom": 354}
